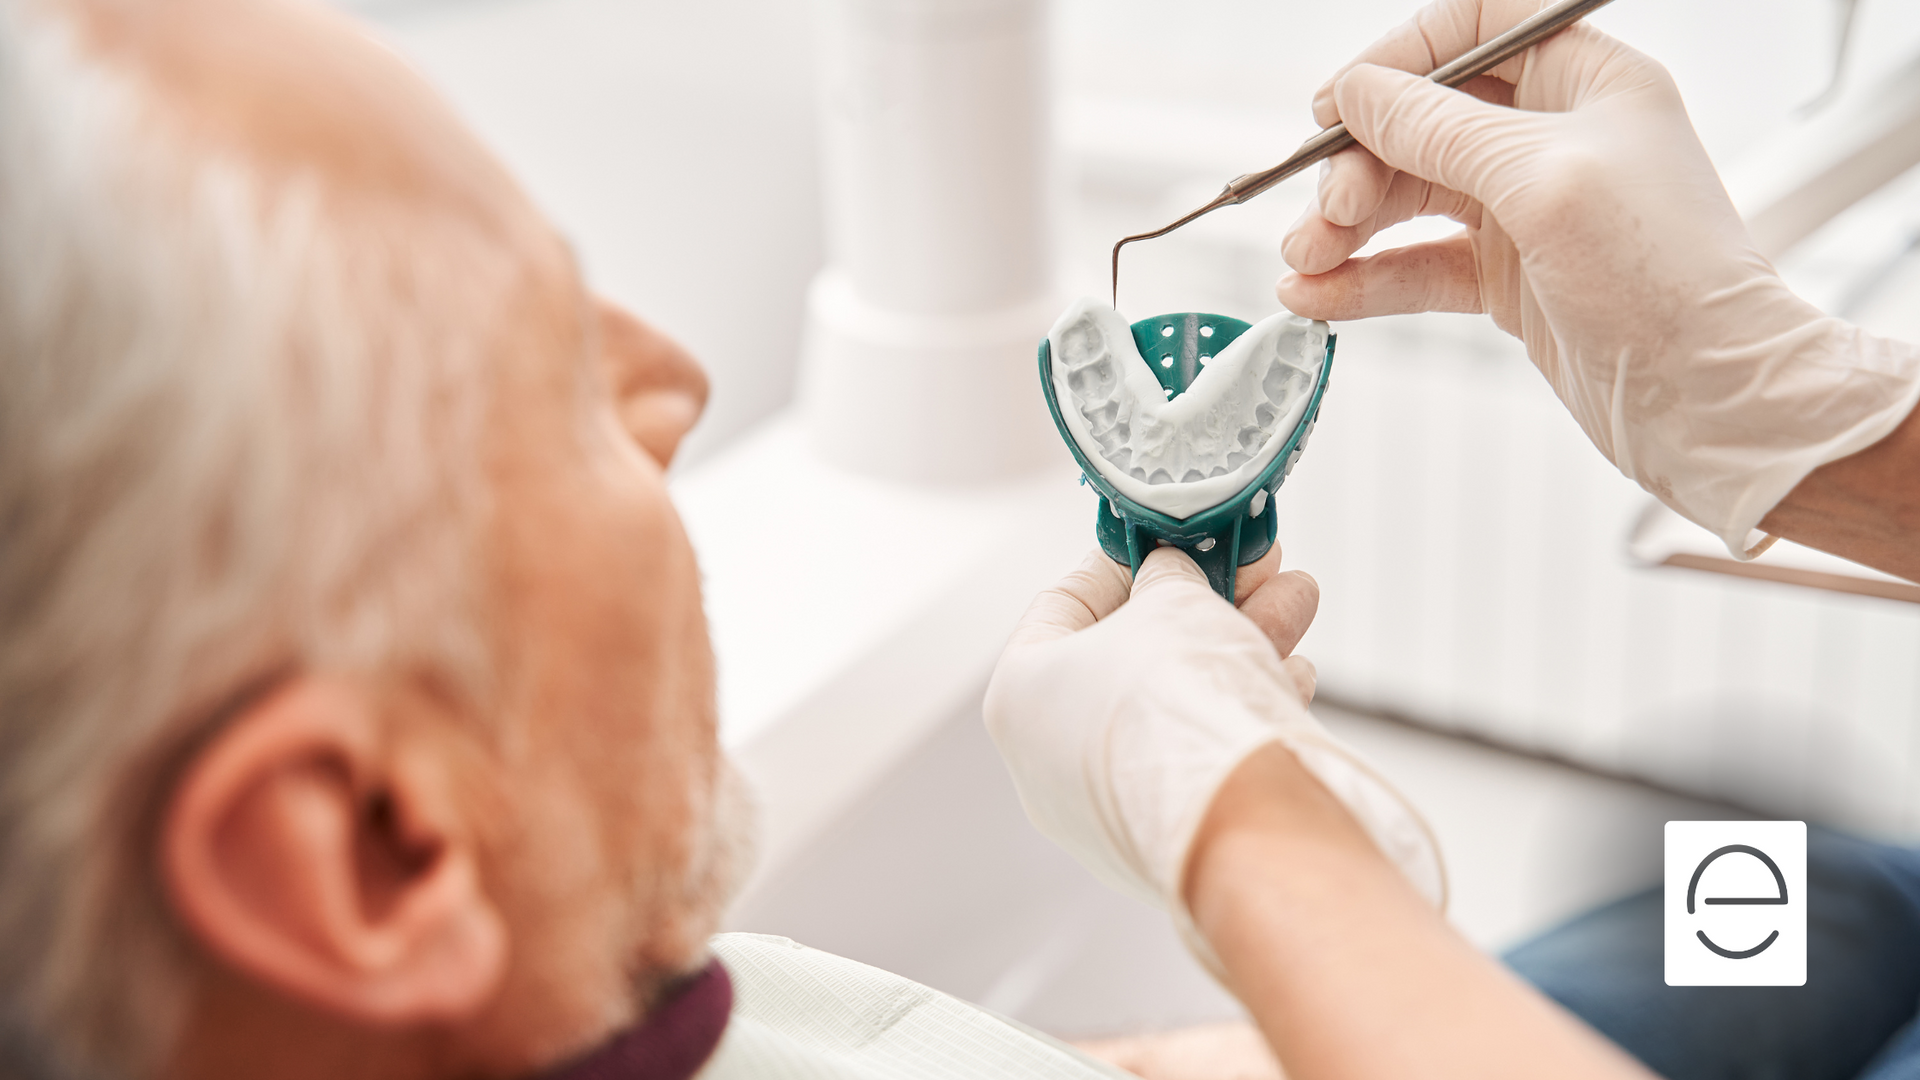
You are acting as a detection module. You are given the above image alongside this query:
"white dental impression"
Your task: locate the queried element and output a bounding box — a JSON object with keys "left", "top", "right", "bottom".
{"left": 1048, "top": 297, "right": 1329, "bottom": 520}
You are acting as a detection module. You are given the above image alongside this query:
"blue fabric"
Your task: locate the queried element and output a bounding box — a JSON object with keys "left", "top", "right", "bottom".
{"left": 1504, "top": 830, "right": 1920, "bottom": 1080}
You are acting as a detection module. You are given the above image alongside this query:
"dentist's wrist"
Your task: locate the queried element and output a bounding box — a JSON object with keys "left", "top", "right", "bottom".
{"left": 1759, "top": 379, "right": 1920, "bottom": 582}
{"left": 1176, "top": 733, "right": 1653, "bottom": 1080}
{"left": 1180, "top": 743, "right": 1405, "bottom": 948}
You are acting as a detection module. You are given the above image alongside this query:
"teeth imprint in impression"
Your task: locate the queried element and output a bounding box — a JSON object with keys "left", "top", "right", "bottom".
{"left": 1048, "top": 297, "right": 1328, "bottom": 520}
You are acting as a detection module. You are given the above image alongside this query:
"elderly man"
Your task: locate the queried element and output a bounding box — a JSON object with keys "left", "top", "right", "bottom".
{"left": 0, "top": 1, "right": 1378, "bottom": 1077}
{"left": 15, "top": 0, "right": 1917, "bottom": 1079}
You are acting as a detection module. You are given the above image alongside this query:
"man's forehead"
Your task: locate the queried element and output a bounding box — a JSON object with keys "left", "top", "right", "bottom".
{"left": 66, "top": 0, "right": 528, "bottom": 228}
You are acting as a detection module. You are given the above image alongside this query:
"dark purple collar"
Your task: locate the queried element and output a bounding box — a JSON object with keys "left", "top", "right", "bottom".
{"left": 539, "top": 960, "right": 733, "bottom": 1080}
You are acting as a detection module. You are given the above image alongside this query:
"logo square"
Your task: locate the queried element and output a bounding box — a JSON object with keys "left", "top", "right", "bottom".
{"left": 1665, "top": 821, "right": 1806, "bottom": 986}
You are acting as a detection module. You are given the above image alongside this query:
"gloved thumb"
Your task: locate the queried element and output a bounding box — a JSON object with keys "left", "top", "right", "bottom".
{"left": 1333, "top": 63, "right": 1543, "bottom": 212}
{"left": 1129, "top": 546, "right": 1217, "bottom": 601}
{"left": 1004, "top": 550, "right": 1134, "bottom": 650}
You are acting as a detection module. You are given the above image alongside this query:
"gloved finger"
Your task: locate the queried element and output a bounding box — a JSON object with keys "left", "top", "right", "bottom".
{"left": 1285, "top": 171, "right": 1480, "bottom": 276}
{"left": 1282, "top": 655, "right": 1318, "bottom": 707}
{"left": 1277, "top": 234, "right": 1483, "bottom": 322}
{"left": 1237, "top": 570, "right": 1320, "bottom": 658}
{"left": 1232, "top": 542, "right": 1285, "bottom": 606}
{"left": 1310, "top": 0, "right": 1541, "bottom": 126}
{"left": 1005, "top": 550, "right": 1134, "bottom": 650}
{"left": 1312, "top": 72, "right": 1510, "bottom": 237}
{"left": 1317, "top": 145, "right": 1395, "bottom": 230}
{"left": 1130, "top": 545, "right": 1217, "bottom": 601}
{"left": 1332, "top": 64, "right": 1545, "bottom": 209}
{"left": 1456, "top": 72, "right": 1517, "bottom": 110}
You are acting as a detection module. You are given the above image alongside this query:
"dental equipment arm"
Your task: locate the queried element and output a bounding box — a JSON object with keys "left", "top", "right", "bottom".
{"left": 1277, "top": 0, "right": 1920, "bottom": 573}
{"left": 1183, "top": 743, "right": 1658, "bottom": 1080}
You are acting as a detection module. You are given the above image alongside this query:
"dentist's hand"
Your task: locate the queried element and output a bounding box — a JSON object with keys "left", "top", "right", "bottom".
{"left": 1277, "top": 0, "right": 1920, "bottom": 558}
{"left": 983, "top": 548, "right": 1443, "bottom": 948}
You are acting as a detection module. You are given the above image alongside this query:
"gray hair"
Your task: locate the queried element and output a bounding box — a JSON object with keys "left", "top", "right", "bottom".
{"left": 0, "top": 5, "right": 518, "bottom": 1076}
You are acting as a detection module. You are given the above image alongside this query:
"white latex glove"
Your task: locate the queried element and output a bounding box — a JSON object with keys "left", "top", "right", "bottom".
{"left": 983, "top": 549, "right": 1444, "bottom": 971}
{"left": 1276, "top": 0, "right": 1920, "bottom": 558}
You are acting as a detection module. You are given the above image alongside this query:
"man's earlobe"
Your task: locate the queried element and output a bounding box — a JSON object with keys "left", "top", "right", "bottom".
{"left": 160, "top": 677, "right": 507, "bottom": 1025}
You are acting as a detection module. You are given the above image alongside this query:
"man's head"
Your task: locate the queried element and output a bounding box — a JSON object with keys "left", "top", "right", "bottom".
{"left": 0, "top": 1, "right": 746, "bottom": 1077}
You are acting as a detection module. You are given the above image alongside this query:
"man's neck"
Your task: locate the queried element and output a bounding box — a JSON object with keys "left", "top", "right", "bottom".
{"left": 162, "top": 959, "right": 732, "bottom": 1080}
{"left": 534, "top": 961, "right": 732, "bottom": 1080}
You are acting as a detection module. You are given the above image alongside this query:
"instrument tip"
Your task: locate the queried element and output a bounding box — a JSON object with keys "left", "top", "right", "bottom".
{"left": 1108, "top": 189, "right": 1237, "bottom": 311}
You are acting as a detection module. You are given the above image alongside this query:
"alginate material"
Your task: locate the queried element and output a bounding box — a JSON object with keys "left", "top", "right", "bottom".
{"left": 1049, "top": 298, "right": 1328, "bottom": 520}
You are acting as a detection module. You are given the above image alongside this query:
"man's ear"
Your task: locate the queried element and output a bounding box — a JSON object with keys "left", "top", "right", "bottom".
{"left": 160, "top": 677, "right": 507, "bottom": 1025}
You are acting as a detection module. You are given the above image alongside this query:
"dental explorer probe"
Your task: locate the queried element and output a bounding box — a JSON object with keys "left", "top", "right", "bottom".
{"left": 1110, "top": 0, "right": 1621, "bottom": 304}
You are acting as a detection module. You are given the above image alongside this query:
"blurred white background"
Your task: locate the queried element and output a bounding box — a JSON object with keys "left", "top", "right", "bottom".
{"left": 343, "top": 0, "right": 1920, "bottom": 827}
{"left": 340, "top": 0, "right": 1920, "bottom": 457}
{"left": 337, "top": 0, "right": 1920, "bottom": 1041}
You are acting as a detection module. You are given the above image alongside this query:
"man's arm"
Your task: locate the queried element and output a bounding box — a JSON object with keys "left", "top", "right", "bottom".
{"left": 1761, "top": 402, "right": 1920, "bottom": 583}
{"left": 1182, "top": 745, "right": 1656, "bottom": 1080}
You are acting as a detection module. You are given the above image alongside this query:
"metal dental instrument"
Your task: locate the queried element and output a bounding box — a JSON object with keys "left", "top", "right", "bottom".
{"left": 1110, "top": 0, "right": 1621, "bottom": 305}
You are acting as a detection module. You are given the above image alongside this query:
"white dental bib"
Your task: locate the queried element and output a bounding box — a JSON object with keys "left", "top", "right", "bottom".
{"left": 1047, "top": 298, "right": 1329, "bottom": 520}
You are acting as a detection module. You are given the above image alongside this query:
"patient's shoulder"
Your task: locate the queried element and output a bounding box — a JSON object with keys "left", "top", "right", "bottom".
{"left": 701, "top": 933, "right": 1132, "bottom": 1078}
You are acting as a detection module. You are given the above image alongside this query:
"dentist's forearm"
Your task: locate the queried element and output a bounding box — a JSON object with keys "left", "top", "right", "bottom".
{"left": 1182, "top": 744, "right": 1655, "bottom": 1080}
{"left": 1761, "top": 398, "right": 1920, "bottom": 584}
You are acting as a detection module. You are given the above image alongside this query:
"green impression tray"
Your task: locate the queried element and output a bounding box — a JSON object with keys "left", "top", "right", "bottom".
{"left": 1039, "top": 309, "right": 1335, "bottom": 601}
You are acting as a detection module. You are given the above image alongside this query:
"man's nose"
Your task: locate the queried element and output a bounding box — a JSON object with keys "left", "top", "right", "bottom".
{"left": 598, "top": 300, "right": 709, "bottom": 467}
